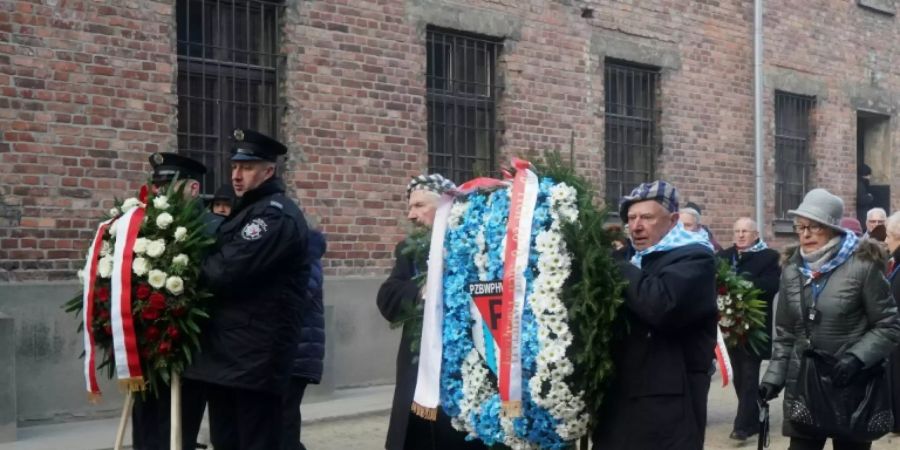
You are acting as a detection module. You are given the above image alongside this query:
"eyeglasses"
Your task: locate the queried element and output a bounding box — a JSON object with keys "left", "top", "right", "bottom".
{"left": 793, "top": 223, "right": 824, "bottom": 234}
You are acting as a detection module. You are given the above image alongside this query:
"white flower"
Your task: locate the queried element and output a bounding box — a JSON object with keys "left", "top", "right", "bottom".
{"left": 165, "top": 276, "right": 184, "bottom": 295}
{"left": 152, "top": 195, "right": 169, "bottom": 210}
{"left": 147, "top": 269, "right": 167, "bottom": 289}
{"left": 97, "top": 256, "right": 114, "bottom": 279}
{"left": 744, "top": 322, "right": 751, "bottom": 330}
{"left": 726, "top": 308, "right": 733, "bottom": 315}
{"left": 121, "top": 197, "right": 141, "bottom": 212}
{"left": 133, "top": 237, "right": 149, "bottom": 255}
{"left": 155, "top": 212, "right": 173, "bottom": 230}
{"left": 100, "top": 240, "right": 111, "bottom": 257}
{"left": 172, "top": 254, "right": 189, "bottom": 266}
{"left": 77, "top": 268, "right": 85, "bottom": 285}
{"left": 146, "top": 239, "right": 166, "bottom": 258}
{"left": 108, "top": 219, "right": 119, "bottom": 236}
{"left": 109, "top": 207, "right": 120, "bottom": 217}
{"left": 132, "top": 257, "right": 150, "bottom": 276}
{"left": 174, "top": 226, "right": 188, "bottom": 242}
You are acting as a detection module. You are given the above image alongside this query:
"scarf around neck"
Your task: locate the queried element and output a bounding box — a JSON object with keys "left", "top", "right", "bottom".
{"left": 798, "top": 233, "right": 858, "bottom": 280}
{"left": 738, "top": 239, "right": 768, "bottom": 254}
{"left": 630, "top": 222, "right": 714, "bottom": 268}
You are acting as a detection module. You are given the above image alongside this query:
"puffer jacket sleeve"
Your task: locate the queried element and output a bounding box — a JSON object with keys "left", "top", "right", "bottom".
{"left": 761, "top": 267, "right": 797, "bottom": 388}
{"left": 845, "top": 261, "right": 900, "bottom": 367}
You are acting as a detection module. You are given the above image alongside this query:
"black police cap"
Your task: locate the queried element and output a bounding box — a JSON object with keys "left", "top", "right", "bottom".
{"left": 149, "top": 152, "right": 207, "bottom": 183}
{"left": 230, "top": 129, "right": 287, "bottom": 162}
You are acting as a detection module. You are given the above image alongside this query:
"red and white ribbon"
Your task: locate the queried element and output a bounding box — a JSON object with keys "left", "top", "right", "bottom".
{"left": 499, "top": 159, "right": 538, "bottom": 417}
{"left": 411, "top": 193, "right": 455, "bottom": 420}
{"left": 110, "top": 205, "right": 146, "bottom": 388}
{"left": 82, "top": 218, "right": 114, "bottom": 398}
{"left": 715, "top": 326, "right": 733, "bottom": 387}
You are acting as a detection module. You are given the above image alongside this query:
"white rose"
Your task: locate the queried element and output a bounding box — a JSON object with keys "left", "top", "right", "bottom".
{"left": 147, "top": 269, "right": 167, "bottom": 289}
{"left": 152, "top": 195, "right": 169, "bottom": 210}
{"left": 109, "top": 207, "right": 120, "bottom": 217}
{"left": 77, "top": 268, "right": 86, "bottom": 285}
{"left": 121, "top": 197, "right": 141, "bottom": 212}
{"left": 173, "top": 227, "right": 188, "bottom": 242}
{"left": 98, "top": 256, "right": 114, "bottom": 279}
{"left": 146, "top": 239, "right": 166, "bottom": 258}
{"left": 172, "top": 254, "right": 189, "bottom": 266}
{"left": 165, "top": 276, "right": 184, "bottom": 295}
{"left": 108, "top": 219, "right": 119, "bottom": 236}
{"left": 155, "top": 212, "right": 174, "bottom": 230}
{"left": 99, "top": 240, "right": 111, "bottom": 257}
{"left": 132, "top": 257, "right": 149, "bottom": 276}
{"left": 133, "top": 237, "right": 149, "bottom": 255}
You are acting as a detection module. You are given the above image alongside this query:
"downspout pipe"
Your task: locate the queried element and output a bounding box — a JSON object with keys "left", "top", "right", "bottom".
{"left": 754, "top": 0, "right": 765, "bottom": 238}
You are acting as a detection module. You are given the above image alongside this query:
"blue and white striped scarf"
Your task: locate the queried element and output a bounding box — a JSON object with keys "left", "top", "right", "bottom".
{"left": 630, "top": 222, "right": 715, "bottom": 268}
{"left": 741, "top": 239, "right": 769, "bottom": 253}
{"left": 797, "top": 232, "right": 859, "bottom": 281}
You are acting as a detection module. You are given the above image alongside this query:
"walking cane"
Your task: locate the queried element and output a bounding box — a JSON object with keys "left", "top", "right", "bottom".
{"left": 757, "top": 398, "right": 769, "bottom": 450}
{"left": 171, "top": 371, "right": 183, "bottom": 450}
{"left": 114, "top": 391, "right": 135, "bottom": 450}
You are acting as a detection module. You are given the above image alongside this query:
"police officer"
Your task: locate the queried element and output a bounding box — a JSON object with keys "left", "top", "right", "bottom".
{"left": 134, "top": 152, "right": 218, "bottom": 450}
{"left": 184, "top": 129, "right": 310, "bottom": 450}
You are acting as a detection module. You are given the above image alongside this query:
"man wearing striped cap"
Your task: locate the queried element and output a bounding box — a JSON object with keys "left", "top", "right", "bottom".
{"left": 376, "top": 174, "right": 485, "bottom": 450}
{"left": 593, "top": 180, "right": 718, "bottom": 450}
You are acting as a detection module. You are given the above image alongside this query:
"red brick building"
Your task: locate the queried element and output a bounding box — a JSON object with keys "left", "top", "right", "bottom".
{"left": 1, "top": 0, "right": 898, "bottom": 425}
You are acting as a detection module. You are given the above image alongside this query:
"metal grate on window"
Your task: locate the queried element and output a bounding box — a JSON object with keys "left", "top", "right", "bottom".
{"left": 426, "top": 27, "right": 502, "bottom": 184}
{"left": 774, "top": 91, "right": 815, "bottom": 218}
{"left": 604, "top": 60, "right": 660, "bottom": 209}
{"left": 176, "top": 0, "right": 285, "bottom": 196}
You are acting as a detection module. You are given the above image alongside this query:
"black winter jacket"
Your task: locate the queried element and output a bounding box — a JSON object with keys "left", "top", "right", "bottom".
{"left": 291, "top": 229, "right": 326, "bottom": 382}
{"left": 185, "top": 177, "right": 310, "bottom": 394}
{"left": 593, "top": 243, "right": 718, "bottom": 450}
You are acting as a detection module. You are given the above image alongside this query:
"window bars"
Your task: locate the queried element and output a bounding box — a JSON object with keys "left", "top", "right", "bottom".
{"left": 426, "top": 27, "right": 502, "bottom": 184}
{"left": 774, "top": 91, "right": 815, "bottom": 218}
{"left": 604, "top": 61, "right": 660, "bottom": 209}
{"left": 176, "top": 0, "right": 284, "bottom": 195}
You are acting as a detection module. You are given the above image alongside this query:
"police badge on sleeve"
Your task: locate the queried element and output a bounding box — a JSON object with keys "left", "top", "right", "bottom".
{"left": 241, "top": 218, "right": 268, "bottom": 241}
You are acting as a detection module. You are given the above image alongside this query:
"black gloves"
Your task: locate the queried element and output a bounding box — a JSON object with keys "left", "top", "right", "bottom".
{"left": 832, "top": 354, "right": 864, "bottom": 387}
{"left": 758, "top": 382, "right": 780, "bottom": 401}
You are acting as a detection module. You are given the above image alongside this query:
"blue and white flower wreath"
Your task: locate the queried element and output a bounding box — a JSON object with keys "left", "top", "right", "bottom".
{"left": 439, "top": 177, "right": 587, "bottom": 449}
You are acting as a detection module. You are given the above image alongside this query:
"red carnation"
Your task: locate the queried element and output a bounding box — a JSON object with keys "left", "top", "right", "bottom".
{"left": 172, "top": 306, "right": 187, "bottom": 318}
{"left": 95, "top": 287, "right": 110, "bottom": 302}
{"left": 146, "top": 326, "right": 161, "bottom": 341}
{"left": 136, "top": 284, "right": 151, "bottom": 300}
{"left": 103, "top": 324, "right": 112, "bottom": 335}
{"left": 166, "top": 325, "right": 180, "bottom": 341}
{"left": 158, "top": 340, "right": 172, "bottom": 355}
{"left": 98, "top": 309, "right": 111, "bottom": 321}
{"left": 717, "top": 285, "right": 728, "bottom": 296}
{"left": 141, "top": 308, "right": 160, "bottom": 321}
{"left": 148, "top": 292, "right": 166, "bottom": 311}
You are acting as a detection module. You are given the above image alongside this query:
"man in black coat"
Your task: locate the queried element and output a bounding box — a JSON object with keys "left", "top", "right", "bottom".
{"left": 185, "top": 129, "right": 310, "bottom": 450}
{"left": 883, "top": 212, "right": 900, "bottom": 434}
{"left": 716, "top": 217, "right": 780, "bottom": 442}
{"left": 593, "top": 180, "right": 718, "bottom": 450}
{"left": 376, "top": 174, "right": 485, "bottom": 450}
{"left": 282, "top": 228, "right": 326, "bottom": 450}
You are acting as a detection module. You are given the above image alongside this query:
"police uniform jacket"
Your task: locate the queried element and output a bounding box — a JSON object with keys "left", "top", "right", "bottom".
{"left": 185, "top": 176, "right": 310, "bottom": 394}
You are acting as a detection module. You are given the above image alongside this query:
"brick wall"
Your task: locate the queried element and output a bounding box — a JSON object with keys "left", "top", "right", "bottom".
{"left": 2, "top": 0, "right": 899, "bottom": 281}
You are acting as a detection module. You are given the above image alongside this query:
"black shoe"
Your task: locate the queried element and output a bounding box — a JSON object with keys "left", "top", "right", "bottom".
{"left": 729, "top": 430, "right": 753, "bottom": 441}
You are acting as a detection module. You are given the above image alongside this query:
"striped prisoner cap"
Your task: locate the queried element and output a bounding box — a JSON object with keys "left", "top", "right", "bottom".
{"left": 618, "top": 180, "right": 679, "bottom": 218}
{"left": 406, "top": 174, "right": 456, "bottom": 199}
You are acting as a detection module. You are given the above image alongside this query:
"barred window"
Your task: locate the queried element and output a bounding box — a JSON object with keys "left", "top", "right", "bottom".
{"left": 426, "top": 27, "right": 502, "bottom": 183}
{"left": 176, "top": 0, "right": 284, "bottom": 195}
{"left": 604, "top": 61, "right": 660, "bottom": 209}
{"left": 774, "top": 92, "right": 815, "bottom": 218}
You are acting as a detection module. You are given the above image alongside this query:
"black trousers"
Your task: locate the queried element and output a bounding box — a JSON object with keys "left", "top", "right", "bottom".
{"left": 131, "top": 378, "right": 208, "bottom": 450}
{"left": 730, "top": 346, "right": 762, "bottom": 435}
{"left": 282, "top": 377, "right": 308, "bottom": 450}
{"left": 206, "top": 382, "right": 282, "bottom": 450}
{"left": 403, "top": 410, "right": 487, "bottom": 450}
{"left": 788, "top": 437, "right": 872, "bottom": 450}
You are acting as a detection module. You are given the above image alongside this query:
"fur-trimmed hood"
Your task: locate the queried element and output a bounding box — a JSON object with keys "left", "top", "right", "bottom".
{"left": 780, "top": 238, "right": 888, "bottom": 269}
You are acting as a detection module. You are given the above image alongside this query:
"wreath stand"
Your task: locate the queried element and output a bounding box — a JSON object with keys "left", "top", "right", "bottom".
{"left": 113, "top": 372, "right": 182, "bottom": 450}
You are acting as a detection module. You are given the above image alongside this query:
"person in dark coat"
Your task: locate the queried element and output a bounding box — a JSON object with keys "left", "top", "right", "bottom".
{"left": 210, "top": 184, "right": 235, "bottom": 217}
{"left": 716, "top": 217, "right": 780, "bottom": 441}
{"left": 377, "top": 174, "right": 486, "bottom": 450}
{"left": 593, "top": 181, "right": 718, "bottom": 450}
{"left": 184, "top": 129, "right": 310, "bottom": 450}
{"left": 131, "top": 152, "right": 219, "bottom": 450}
{"left": 282, "top": 228, "right": 326, "bottom": 450}
{"left": 882, "top": 211, "right": 900, "bottom": 434}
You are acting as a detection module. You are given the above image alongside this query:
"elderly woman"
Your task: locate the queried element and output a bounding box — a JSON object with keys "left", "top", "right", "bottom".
{"left": 759, "top": 188, "right": 900, "bottom": 450}
{"left": 883, "top": 212, "right": 900, "bottom": 434}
